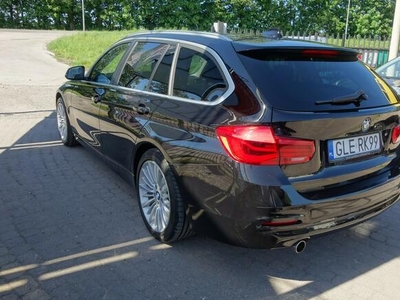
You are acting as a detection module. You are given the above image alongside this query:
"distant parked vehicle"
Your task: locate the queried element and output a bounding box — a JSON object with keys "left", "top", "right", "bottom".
{"left": 56, "top": 30, "right": 400, "bottom": 253}
{"left": 376, "top": 56, "right": 400, "bottom": 95}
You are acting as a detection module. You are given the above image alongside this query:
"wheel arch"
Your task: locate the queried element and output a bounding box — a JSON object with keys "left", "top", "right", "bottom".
{"left": 133, "top": 141, "right": 173, "bottom": 178}
{"left": 56, "top": 91, "right": 69, "bottom": 114}
{"left": 55, "top": 92, "right": 63, "bottom": 104}
{"left": 56, "top": 88, "right": 71, "bottom": 112}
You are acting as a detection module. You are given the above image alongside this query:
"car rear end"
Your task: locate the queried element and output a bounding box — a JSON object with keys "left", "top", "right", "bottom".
{"left": 212, "top": 40, "right": 400, "bottom": 249}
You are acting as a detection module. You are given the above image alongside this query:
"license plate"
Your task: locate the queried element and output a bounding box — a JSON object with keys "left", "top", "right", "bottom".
{"left": 328, "top": 132, "right": 382, "bottom": 162}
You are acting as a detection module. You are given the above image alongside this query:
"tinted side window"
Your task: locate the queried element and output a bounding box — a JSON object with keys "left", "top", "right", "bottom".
{"left": 173, "top": 47, "right": 227, "bottom": 101}
{"left": 89, "top": 43, "right": 129, "bottom": 84}
{"left": 118, "top": 42, "right": 171, "bottom": 92}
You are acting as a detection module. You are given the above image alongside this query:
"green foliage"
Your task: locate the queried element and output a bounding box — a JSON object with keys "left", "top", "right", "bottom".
{"left": 351, "top": 0, "right": 394, "bottom": 36}
{"left": 0, "top": 0, "right": 397, "bottom": 37}
{"left": 47, "top": 31, "right": 133, "bottom": 67}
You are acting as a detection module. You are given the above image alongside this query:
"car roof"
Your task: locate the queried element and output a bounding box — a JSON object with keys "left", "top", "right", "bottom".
{"left": 121, "top": 30, "right": 358, "bottom": 54}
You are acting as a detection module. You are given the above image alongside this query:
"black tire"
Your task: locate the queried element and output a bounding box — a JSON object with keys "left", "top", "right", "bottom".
{"left": 136, "top": 149, "right": 193, "bottom": 243}
{"left": 56, "top": 97, "right": 77, "bottom": 147}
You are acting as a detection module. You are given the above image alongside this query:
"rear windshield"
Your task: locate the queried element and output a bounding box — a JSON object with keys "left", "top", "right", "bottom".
{"left": 238, "top": 50, "right": 399, "bottom": 111}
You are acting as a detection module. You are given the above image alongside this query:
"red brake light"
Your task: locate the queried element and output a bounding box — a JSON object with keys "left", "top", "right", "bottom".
{"left": 216, "top": 125, "right": 315, "bottom": 165}
{"left": 391, "top": 125, "right": 400, "bottom": 143}
{"left": 302, "top": 49, "right": 339, "bottom": 57}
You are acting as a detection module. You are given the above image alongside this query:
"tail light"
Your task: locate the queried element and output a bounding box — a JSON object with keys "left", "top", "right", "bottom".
{"left": 216, "top": 125, "right": 315, "bottom": 165}
{"left": 391, "top": 125, "right": 400, "bottom": 143}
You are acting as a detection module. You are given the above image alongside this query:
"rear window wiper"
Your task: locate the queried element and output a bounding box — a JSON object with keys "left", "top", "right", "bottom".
{"left": 315, "top": 90, "right": 368, "bottom": 106}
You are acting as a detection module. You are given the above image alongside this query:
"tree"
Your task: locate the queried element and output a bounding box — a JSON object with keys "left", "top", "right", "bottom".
{"left": 351, "top": 0, "right": 394, "bottom": 36}
{"left": 0, "top": 0, "right": 396, "bottom": 37}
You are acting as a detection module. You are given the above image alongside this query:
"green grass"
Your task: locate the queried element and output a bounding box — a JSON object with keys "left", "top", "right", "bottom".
{"left": 48, "top": 30, "right": 139, "bottom": 68}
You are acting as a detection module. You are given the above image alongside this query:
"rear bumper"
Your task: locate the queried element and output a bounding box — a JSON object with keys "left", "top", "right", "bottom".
{"left": 265, "top": 190, "right": 399, "bottom": 249}
{"left": 181, "top": 163, "right": 400, "bottom": 249}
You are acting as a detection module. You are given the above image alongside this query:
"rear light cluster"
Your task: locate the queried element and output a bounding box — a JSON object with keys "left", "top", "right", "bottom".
{"left": 216, "top": 125, "right": 315, "bottom": 165}
{"left": 391, "top": 125, "right": 400, "bottom": 143}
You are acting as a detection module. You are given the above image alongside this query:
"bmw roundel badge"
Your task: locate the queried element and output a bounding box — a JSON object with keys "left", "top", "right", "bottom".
{"left": 362, "top": 117, "right": 371, "bottom": 132}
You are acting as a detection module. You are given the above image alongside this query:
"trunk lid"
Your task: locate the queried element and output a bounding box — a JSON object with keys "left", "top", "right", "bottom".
{"left": 272, "top": 106, "right": 400, "bottom": 195}
{"left": 236, "top": 41, "right": 400, "bottom": 199}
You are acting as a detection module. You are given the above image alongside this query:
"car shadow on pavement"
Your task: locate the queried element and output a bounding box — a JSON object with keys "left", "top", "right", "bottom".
{"left": 1, "top": 111, "right": 400, "bottom": 300}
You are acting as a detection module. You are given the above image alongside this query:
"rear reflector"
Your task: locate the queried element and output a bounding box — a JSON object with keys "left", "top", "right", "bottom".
{"left": 261, "top": 219, "right": 300, "bottom": 227}
{"left": 391, "top": 125, "right": 400, "bottom": 143}
{"left": 216, "top": 125, "right": 315, "bottom": 165}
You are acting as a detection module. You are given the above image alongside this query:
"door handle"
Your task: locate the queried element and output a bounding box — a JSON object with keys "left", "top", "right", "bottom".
{"left": 137, "top": 103, "right": 150, "bottom": 115}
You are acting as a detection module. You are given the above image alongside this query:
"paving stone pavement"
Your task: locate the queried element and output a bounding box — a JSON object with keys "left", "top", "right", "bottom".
{"left": 1, "top": 29, "right": 400, "bottom": 300}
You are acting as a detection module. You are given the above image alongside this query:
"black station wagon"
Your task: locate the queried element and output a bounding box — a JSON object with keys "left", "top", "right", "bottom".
{"left": 56, "top": 31, "right": 400, "bottom": 252}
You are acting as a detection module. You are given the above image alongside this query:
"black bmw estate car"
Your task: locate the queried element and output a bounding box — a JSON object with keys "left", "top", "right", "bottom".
{"left": 56, "top": 31, "right": 400, "bottom": 252}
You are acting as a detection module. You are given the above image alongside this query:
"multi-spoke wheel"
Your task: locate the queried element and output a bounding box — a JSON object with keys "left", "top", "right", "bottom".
{"left": 56, "top": 97, "right": 77, "bottom": 147}
{"left": 139, "top": 160, "right": 171, "bottom": 233}
{"left": 137, "top": 149, "right": 193, "bottom": 242}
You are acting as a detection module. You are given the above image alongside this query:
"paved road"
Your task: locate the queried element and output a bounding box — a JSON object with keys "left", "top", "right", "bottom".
{"left": 1, "top": 29, "right": 400, "bottom": 300}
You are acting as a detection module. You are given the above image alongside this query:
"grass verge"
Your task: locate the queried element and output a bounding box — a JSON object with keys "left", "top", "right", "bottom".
{"left": 47, "top": 30, "right": 138, "bottom": 68}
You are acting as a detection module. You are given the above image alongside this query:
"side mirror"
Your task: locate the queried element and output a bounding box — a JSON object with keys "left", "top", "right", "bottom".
{"left": 65, "top": 66, "right": 85, "bottom": 80}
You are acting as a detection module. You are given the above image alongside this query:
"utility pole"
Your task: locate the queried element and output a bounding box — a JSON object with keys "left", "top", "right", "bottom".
{"left": 343, "top": 0, "right": 351, "bottom": 47}
{"left": 389, "top": 0, "right": 400, "bottom": 60}
{"left": 82, "top": 0, "right": 86, "bottom": 31}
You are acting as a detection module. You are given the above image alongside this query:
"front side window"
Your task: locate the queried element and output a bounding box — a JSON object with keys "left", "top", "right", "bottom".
{"left": 173, "top": 47, "right": 227, "bottom": 101}
{"left": 118, "top": 42, "right": 172, "bottom": 92}
{"left": 89, "top": 43, "right": 129, "bottom": 84}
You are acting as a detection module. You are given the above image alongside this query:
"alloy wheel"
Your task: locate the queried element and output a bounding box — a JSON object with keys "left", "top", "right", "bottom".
{"left": 138, "top": 160, "right": 171, "bottom": 233}
{"left": 57, "top": 101, "right": 67, "bottom": 142}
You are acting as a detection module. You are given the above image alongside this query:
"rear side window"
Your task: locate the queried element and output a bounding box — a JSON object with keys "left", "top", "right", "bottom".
{"left": 239, "top": 50, "right": 399, "bottom": 111}
{"left": 173, "top": 47, "right": 227, "bottom": 101}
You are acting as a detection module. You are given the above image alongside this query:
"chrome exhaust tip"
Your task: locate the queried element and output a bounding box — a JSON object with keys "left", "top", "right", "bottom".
{"left": 293, "top": 240, "right": 307, "bottom": 253}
